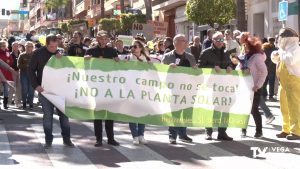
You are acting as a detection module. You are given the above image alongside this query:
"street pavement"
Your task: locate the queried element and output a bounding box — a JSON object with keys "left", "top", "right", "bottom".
{"left": 0, "top": 99, "right": 299, "bottom": 169}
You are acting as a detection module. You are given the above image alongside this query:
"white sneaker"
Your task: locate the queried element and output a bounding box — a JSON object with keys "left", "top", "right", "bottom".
{"left": 265, "top": 116, "right": 275, "bottom": 124}
{"left": 138, "top": 136, "right": 148, "bottom": 144}
{"left": 133, "top": 137, "right": 139, "bottom": 145}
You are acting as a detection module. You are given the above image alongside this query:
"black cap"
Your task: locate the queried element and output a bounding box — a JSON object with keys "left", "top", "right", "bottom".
{"left": 279, "top": 28, "right": 299, "bottom": 38}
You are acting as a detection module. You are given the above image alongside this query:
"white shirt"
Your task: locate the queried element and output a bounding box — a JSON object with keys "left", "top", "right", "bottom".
{"left": 279, "top": 43, "right": 300, "bottom": 78}
{"left": 129, "top": 53, "right": 148, "bottom": 62}
{"left": 225, "top": 39, "right": 241, "bottom": 57}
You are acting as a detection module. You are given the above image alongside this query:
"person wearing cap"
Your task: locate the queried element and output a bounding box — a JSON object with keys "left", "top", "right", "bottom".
{"left": 271, "top": 28, "right": 300, "bottom": 140}
{"left": 202, "top": 28, "right": 215, "bottom": 50}
{"left": 199, "top": 31, "right": 234, "bottom": 141}
{"left": 85, "top": 30, "right": 120, "bottom": 147}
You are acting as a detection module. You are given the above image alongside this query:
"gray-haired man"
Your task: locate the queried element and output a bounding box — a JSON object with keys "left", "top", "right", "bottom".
{"left": 162, "top": 34, "right": 197, "bottom": 144}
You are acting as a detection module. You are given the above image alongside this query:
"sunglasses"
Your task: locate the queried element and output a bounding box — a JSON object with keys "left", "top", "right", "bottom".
{"left": 215, "top": 38, "right": 224, "bottom": 42}
{"left": 131, "top": 45, "right": 139, "bottom": 49}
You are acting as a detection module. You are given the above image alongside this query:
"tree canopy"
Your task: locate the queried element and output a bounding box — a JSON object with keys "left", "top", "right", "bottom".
{"left": 46, "top": 0, "right": 70, "bottom": 9}
{"left": 186, "top": 0, "right": 236, "bottom": 26}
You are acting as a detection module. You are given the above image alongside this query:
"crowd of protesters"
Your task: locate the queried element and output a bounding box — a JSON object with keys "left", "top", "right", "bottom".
{"left": 0, "top": 26, "right": 299, "bottom": 150}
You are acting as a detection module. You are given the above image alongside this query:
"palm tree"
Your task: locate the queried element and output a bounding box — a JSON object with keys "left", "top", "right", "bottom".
{"left": 144, "top": 0, "right": 152, "bottom": 21}
{"left": 236, "top": 0, "right": 247, "bottom": 31}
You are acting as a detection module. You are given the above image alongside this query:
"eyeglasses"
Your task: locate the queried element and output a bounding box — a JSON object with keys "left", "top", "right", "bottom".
{"left": 215, "top": 38, "right": 224, "bottom": 42}
{"left": 158, "top": 43, "right": 163, "bottom": 46}
{"left": 132, "top": 45, "right": 139, "bottom": 49}
{"left": 26, "top": 46, "right": 34, "bottom": 48}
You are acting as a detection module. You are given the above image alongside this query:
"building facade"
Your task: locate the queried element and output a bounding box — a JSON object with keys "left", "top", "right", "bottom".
{"left": 247, "top": 0, "right": 299, "bottom": 38}
{"left": 28, "top": 0, "right": 72, "bottom": 33}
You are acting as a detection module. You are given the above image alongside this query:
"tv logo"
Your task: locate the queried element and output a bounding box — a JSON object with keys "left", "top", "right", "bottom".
{"left": 250, "top": 147, "right": 290, "bottom": 158}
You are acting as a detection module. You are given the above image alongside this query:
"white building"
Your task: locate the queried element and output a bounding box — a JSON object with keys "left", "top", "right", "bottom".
{"left": 247, "top": 0, "right": 299, "bottom": 38}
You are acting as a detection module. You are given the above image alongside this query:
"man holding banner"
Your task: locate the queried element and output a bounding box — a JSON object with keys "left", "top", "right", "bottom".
{"left": 199, "top": 31, "right": 234, "bottom": 141}
{"left": 162, "top": 34, "right": 196, "bottom": 144}
{"left": 85, "top": 31, "right": 120, "bottom": 147}
{"left": 28, "top": 35, "right": 75, "bottom": 149}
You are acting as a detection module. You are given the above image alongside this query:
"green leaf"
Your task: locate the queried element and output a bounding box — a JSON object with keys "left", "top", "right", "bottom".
{"left": 186, "top": 0, "right": 236, "bottom": 26}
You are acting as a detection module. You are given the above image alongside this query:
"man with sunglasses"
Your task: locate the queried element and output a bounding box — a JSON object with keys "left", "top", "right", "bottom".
{"left": 199, "top": 31, "right": 234, "bottom": 141}
{"left": 85, "top": 30, "right": 120, "bottom": 147}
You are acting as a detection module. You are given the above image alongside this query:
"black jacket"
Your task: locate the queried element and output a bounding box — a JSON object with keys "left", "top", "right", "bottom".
{"left": 10, "top": 51, "right": 20, "bottom": 71}
{"left": 29, "top": 46, "right": 56, "bottom": 89}
{"left": 199, "top": 44, "right": 232, "bottom": 69}
{"left": 262, "top": 43, "right": 277, "bottom": 74}
{"left": 85, "top": 45, "right": 118, "bottom": 59}
{"left": 67, "top": 43, "right": 86, "bottom": 57}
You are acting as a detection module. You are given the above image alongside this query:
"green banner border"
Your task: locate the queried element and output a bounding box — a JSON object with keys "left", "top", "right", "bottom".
{"left": 47, "top": 56, "right": 249, "bottom": 76}
{"left": 66, "top": 106, "right": 250, "bottom": 128}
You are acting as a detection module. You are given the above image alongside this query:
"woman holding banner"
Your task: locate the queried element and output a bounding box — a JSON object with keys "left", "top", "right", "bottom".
{"left": 239, "top": 34, "right": 267, "bottom": 138}
{"left": 128, "top": 40, "right": 151, "bottom": 145}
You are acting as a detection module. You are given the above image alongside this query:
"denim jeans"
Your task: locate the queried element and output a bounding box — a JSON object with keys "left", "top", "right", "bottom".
{"left": 263, "top": 72, "right": 276, "bottom": 98}
{"left": 2, "top": 82, "right": 8, "bottom": 97}
{"left": 39, "top": 94, "right": 71, "bottom": 143}
{"left": 259, "top": 96, "right": 273, "bottom": 118}
{"left": 129, "top": 123, "right": 145, "bottom": 138}
{"left": 20, "top": 71, "right": 34, "bottom": 106}
{"left": 169, "top": 127, "right": 187, "bottom": 139}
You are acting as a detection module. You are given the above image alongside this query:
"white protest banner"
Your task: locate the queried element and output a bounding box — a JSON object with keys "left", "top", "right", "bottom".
{"left": 42, "top": 57, "right": 254, "bottom": 128}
